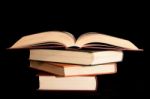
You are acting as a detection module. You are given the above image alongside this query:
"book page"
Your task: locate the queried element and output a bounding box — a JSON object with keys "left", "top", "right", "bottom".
{"left": 10, "top": 31, "right": 75, "bottom": 49}
{"left": 39, "top": 76, "right": 97, "bottom": 90}
{"left": 75, "top": 32, "right": 140, "bottom": 50}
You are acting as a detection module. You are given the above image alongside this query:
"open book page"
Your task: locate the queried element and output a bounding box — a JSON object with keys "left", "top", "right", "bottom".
{"left": 75, "top": 32, "right": 140, "bottom": 50}
{"left": 10, "top": 31, "right": 142, "bottom": 51}
{"left": 10, "top": 31, "right": 75, "bottom": 48}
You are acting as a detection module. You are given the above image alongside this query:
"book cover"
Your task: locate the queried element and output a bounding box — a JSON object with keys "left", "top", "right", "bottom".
{"left": 30, "top": 61, "right": 117, "bottom": 76}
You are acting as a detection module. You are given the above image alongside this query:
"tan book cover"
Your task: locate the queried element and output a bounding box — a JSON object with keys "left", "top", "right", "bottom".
{"left": 38, "top": 75, "right": 97, "bottom": 91}
{"left": 30, "top": 61, "right": 117, "bottom": 76}
{"left": 30, "top": 49, "right": 123, "bottom": 65}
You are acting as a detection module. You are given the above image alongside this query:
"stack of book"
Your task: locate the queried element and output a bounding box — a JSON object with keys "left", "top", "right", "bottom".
{"left": 10, "top": 31, "right": 141, "bottom": 91}
{"left": 29, "top": 49, "right": 122, "bottom": 91}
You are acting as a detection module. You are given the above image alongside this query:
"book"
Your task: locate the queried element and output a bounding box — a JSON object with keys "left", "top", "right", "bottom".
{"left": 29, "top": 49, "right": 123, "bottom": 65}
{"left": 38, "top": 75, "right": 97, "bottom": 91}
{"left": 9, "top": 31, "right": 141, "bottom": 50}
{"left": 30, "top": 61, "right": 117, "bottom": 76}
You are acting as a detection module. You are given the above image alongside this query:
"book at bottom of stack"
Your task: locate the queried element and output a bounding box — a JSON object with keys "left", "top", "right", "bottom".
{"left": 30, "top": 60, "right": 118, "bottom": 91}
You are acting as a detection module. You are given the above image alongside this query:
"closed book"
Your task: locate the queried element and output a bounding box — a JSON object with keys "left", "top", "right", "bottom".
{"left": 30, "top": 61, "right": 117, "bottom": 76}
{"left": 30, "top": 49, "right": 123, "bottom": 65}
{"left": 38, "top": 75, "right": 97, "bottom": 91}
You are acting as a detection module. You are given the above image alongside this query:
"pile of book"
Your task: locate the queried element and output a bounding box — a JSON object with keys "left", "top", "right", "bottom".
{"left": 29, "top": 49, "right": 123, "bottom": 91}
{"left": 10, "top": 31, "right": 141, "bottom": 91}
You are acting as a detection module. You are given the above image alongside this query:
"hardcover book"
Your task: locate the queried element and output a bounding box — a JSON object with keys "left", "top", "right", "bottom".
{"left": 30, "top": 61, "right": 117, "bottom": 76}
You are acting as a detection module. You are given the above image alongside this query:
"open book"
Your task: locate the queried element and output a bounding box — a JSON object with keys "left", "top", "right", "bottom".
{"left": 10, "top": 31, "right": 141, "bottom": 50}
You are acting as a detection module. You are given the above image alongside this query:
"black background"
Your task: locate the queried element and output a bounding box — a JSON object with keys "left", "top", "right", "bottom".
{"left": 0, "top": 13, "right": 146, "bottom": 99}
